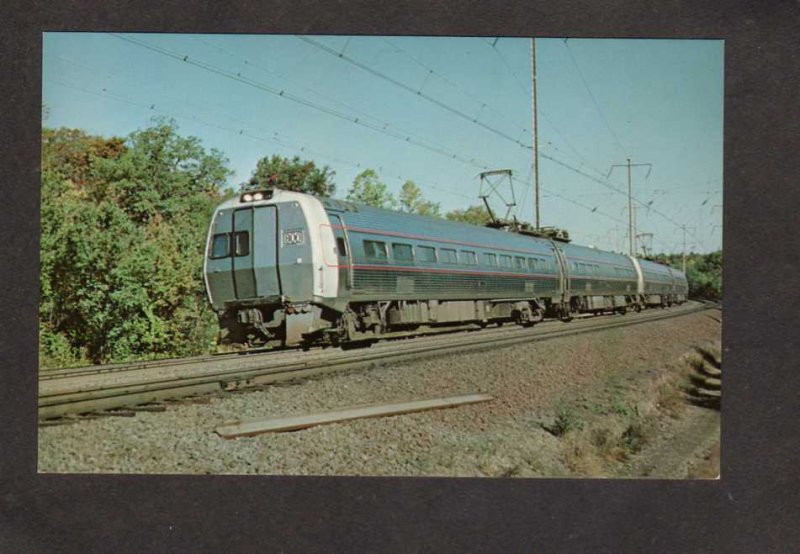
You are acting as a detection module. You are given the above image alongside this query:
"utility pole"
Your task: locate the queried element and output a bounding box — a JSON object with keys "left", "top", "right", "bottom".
{"left": 627, "top": 159, "right": 632, "bottom": 254}
{"left": 682, "top": 224, "right": 687, "bottom": 273}
{"left": 530, "top": 37, "right": 540, "bottom": 229}
{"left": 608, "top": 160, "right": 652, "bottom": 256}
{"left": 680, "top": 226, "right": 696, "bottom": 272}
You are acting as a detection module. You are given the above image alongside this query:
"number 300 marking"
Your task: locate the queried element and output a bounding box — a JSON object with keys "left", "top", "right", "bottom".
{"left": 283, "top": 230, "right": 305, "bottom": 246}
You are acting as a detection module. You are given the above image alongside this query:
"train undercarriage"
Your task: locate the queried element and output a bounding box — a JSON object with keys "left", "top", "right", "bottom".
{"left": 217, "top": 293, "right": 687, "bottom": 350}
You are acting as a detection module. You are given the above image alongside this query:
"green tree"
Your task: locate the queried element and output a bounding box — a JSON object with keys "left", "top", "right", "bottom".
{"left": 649, "top": 250, "right": 722, "bottom": 301}
{"left": 39, "top": 119, "right": 231, "bottom": 367}
{"left": 242, "top": 154, "right": 335, "bottom": 196}
{"left": 41, "top": 127, "right": 126, "bottom": 189}
{"left": 445, "top": 204, "right": 493, "bottom": 226}
{"left": 347, "top": 169, "right": 396, "bottom": 209}
{"left": 398, "top": 180, "right": 441, "bottom": 216}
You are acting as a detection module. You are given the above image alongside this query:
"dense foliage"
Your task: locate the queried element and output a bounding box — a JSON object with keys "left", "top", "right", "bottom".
{"left": 649, "top": 251, "right": 722, "bottom": 301}
{"left": 39, "top": 120, "right": 231, "bottom": 367}
{"left": 346, "top": 169, "right": 397, "bottom": 209}
{"left": 445, "top": 204, "right": 493, "bottom": 226}
{"left": 398, "top": 180, "right": 441, "bottom": 216}
{"left": 242, "top": 154, "right": 335, "bottom": 196}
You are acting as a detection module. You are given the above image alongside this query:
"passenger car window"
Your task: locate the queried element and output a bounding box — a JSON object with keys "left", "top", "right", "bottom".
{"left": 363, "top": 240, "right": 388, "bottom": 260}
{"left": 234, "top": 231, "right": 249, "bottom": 256}
{"left": 462, "top": 251, "right": 477, "bottom": 265}
{"left": 417, "top": 245, "right": 437, "bottom": 262}
{"left": 500, "top": 255, "right": 512, "bottom": 268}
{"left": 440, "top": 248, "right": 458, "bottom": 264}
{"left": 514, "top": 256, "right": 526, "bottom": 269}
{"left": 483, "top": 253, "right": 497, "bottom": 266}
{"left": 336, "top": 237, "right": 348, "bottom": 258}
{"left": 392, "top": 243, "right": 414, "bottom": 261}
{"left": 210, "top": 233, "right": 230, "bottom": 259}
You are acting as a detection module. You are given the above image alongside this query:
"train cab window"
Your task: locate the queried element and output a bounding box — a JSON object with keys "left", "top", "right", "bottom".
{"left": 210, "top": 233, "right": 231, "bottom": 259}
{"left": 514, "top": 256, "right": 526, "bottom": 269}
{"left": 482, "top": 253, "right": 497, "bottom": 266}
{"left": 462, "top": 250, "right": 477, "bottom": 265}
{"left": 392, "top": 243, "right": 414, "bottom": 261}
{"left": 234, "top": 231, "right": 249, "bottom": 257}
{"left": 499, "top": 255, "right": 512, "bottom": 268}
{"left": 440, "top": 248, "right": 458, "bottom": 264}
{"left": 417, "top": 245, "right": 437, "bottom": 263}
{"left": 363, "top": 240, "right": 388, "bottom": 260}
{"left": 336, "top": 237, "right": 348, "bottom": 258}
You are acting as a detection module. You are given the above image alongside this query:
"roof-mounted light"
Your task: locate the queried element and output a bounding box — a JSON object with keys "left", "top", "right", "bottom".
{"left": 239, "top": 189, "right": 273, "bottom": 203}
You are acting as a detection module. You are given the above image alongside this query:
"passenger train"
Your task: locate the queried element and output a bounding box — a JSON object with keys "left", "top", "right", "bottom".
{"left": 204, "top": 188, "right": 688, "bottom": 348}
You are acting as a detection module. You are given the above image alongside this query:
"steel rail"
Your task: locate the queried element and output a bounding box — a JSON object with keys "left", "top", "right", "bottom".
{"left": 38, "top": 301, "right": 669, "bottom": 381}
{"left": 38, "top": 302, "right": 713, "bottom": 420}
{"left": 38, "top": 320, "right": 519, "bottom": 381}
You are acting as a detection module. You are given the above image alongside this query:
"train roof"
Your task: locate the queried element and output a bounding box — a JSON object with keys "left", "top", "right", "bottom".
{"left": 321, "top": 195, "right": 559, "bottom": 256}
{"left": 214, "top": 189, "right": 681, "bottom": 274}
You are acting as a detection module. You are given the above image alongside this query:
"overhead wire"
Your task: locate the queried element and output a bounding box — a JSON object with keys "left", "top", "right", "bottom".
{"left": 194, "top": 37, "right": 398, "bottom": 133}
{"left": 104, "top": 33, "right": 710, "bottom": 248}
{"left": 387, "top": 36, "right": 614, "bottom": 185}
{"left": 482, "top": 37, "right": 613, "bottom": 179}
{"left": 295, "top": 35, "right": 531, "bottom": 150}
{"left": 109, "top": 33, "right": 495, "bottom": 173}
{"left": 296, "top": 34, "right": 702, "bottom": 240}
{"left": 479, "top": 37, "right": 714, "bottom": 248}
{"left": 47, "top": 78, "right": 473, "bottom": 200}
{"left": 379, "top": 37, "right": 531, "bottom": 142}
{"left": 296, "top": 34, "right": 640, "bottom": 230}
{"left": 562, "top": 39, "right": 628, "bottom": 158}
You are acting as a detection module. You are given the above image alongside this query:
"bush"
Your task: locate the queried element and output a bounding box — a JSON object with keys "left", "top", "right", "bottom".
{"left": 39, "top": 120, "right": 231, "bottom": 366}
{"left": 550, "top": 406, "right": 583, "bottom": 436}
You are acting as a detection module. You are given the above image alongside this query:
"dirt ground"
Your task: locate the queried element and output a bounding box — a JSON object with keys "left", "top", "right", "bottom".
{"left": 39, "top": 307, "right": 722, "bottom": 478}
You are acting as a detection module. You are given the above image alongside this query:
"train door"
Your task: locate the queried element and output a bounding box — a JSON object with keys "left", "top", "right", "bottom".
{"left": 232, "top": 208, "right": 257, "bottom": 299}
{"left": 232, "top": 206, "right": 282, "bottom": 300}
{"left": 206, "top": 209, "right": 236, "bottom": 309}
{"left": 253, "top": 205, "right": 281, "bottom": 298}
{"left": 329, "top": 213, "right": 351, "bottom": 294}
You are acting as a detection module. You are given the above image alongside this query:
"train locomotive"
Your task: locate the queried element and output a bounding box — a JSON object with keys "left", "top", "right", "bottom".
{"left": 203, "top": 188, "right": 688, "bottom": 348}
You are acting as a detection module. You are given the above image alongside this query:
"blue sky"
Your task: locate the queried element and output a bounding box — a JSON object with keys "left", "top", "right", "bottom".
{"left": 42, "top": 33, "right": 723, "bottom": 254}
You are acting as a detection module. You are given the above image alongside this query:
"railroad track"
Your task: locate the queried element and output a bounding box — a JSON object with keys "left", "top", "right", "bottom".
{"left": 38, "top": 301, "right": 716, "bottom": 421}
{"left": 38, "top": 321, "right": 526, "bottom": 382}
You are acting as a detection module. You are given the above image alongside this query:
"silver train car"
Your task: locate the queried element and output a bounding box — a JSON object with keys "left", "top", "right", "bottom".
{"left": 204, "top": 188, "right": 688, "bottom": 347}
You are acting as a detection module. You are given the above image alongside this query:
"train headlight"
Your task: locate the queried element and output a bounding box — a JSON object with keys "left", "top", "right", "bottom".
{"left": 253, "top": 192, "right": 264, "bottom": 201}
{"left": 242, "top": 193, "right": 254, "bottom": 202}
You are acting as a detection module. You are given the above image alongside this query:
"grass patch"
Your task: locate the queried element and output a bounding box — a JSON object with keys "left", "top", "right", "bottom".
{"left": 620, "top": 423, "right": 647, "bottom": 454}
{"left": 612, "top": 399, "right": 631, "bottom": 416}
{"left": 549, "top": 405, "right": 583, "bottom": 437}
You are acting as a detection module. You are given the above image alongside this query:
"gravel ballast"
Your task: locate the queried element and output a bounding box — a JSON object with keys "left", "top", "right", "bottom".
{"left": 38, "top": 309, "right": 721, "bottom": 477}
